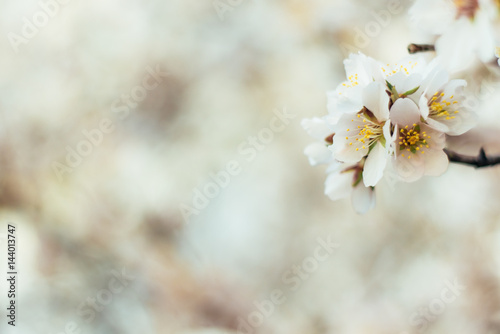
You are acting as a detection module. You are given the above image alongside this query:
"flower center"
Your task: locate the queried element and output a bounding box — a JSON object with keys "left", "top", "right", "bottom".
{"left": 454, "top": 0, "right": 479, "bottom": 19}
{"left": 381, "top": 60, "right": 419, "bottom": 77}
{"left": 341, "top": 74, "right": 360, "bottom": 88}
{"left": 345, "top": 111, "right": 384, "bottom": 152}
{"left": 428, "top": 91, "right": 459, "bottom": 120}
{"left": 399, "top": 124, "right": 430, "bottom": 159}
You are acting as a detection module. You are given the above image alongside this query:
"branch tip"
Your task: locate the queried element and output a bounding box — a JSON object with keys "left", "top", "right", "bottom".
{"left": 408, "top": 43, "right": 435, "bottom": 54}
{"left": 445, "top": 148, "right": 500, "bottom": 169}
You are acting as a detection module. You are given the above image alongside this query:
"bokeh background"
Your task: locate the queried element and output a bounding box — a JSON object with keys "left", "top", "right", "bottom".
{"left": 1, "top": 0, "right": 500, "bottom": 333}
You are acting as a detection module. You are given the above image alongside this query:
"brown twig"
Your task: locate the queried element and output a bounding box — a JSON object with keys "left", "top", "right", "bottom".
{"left": 408, "top": 43, "right": 435, "bottom": 54}
{"left": 444, "top": 148, "right": 500, "bottom": 168}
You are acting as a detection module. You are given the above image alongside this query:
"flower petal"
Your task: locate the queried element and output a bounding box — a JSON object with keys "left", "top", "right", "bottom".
{"left": 362, "top": 82, "right": 390, "bottom": 122}
{"left": 330, "top": 140, "right": 368, "bottom": 163}
{"left": 344, "top": 52, "right": 384, "bottom": 86}
{"left": 425, "top": 117, "right": 450, "bottom": 133}
{"left": 304, "top": 142, "right": 332, "bottom": 166}
{"left": 326, "top": 160, "right": 344, "bottom": 174}
{"left": 419, "top": 94, "right": 430, "bottom": 119}
{"left": 335, "top": 94, "right": 364, "bottom": 114}
{"left": 363, "top": 142, "right": 387, "bottom": 187}
{"left": 422, "top": 124, "right": 446, "bottom": 149}
{"left": 324, "top": 171, "right": 354, "bottom": 201}
{"left": 328, "top": 84, "right": 364, "bottom": 113}
{"left": 394, "top": 153, "right": 425, "bottom": 182}
{"left": 443, "top": 79, "right": 467, "bottom": 98}
{"left": 423, "top": 149, "right": 449, "bottom": 176}
{"left": 386, "top": 72, "right": 423, "bottom": 99}
{"left": 351, "top": 184, "right": 375, "bottom": 214}
{"left": 390, "top": 98, "right": 421, "bottom": 127}
{"left": 301, "top": 117, "right": 334, "bottom": 140}
{"left": 331, "top": 114, "right": 369, "bottom": 163}
{"left": 443, "top": 109, "right": 476, "bottom": 136}
{"left": 422, "top": 68, "right": 449, "bottom": 96}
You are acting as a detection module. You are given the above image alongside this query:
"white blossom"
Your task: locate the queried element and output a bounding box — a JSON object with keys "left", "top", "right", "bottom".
{"left": 303, "top": 52, "right": 475, "bottom": 213}
{"left": 391, "top": 98, "right": 449, "bottom": 182}
{"left": 301, "top": 117, "right": 375, "bottom": 214}
{"left": 324, "top": 163, "right": 375, "bottom": 215}
{"left": 410, "top": 0, "right": 499, "bottom": 72}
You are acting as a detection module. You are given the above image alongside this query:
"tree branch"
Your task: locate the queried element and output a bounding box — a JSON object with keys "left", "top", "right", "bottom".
{"left": 408, "top": 43, "right": 435, "bottom": 54}
{"left": 444, "top": 148, "right": 500, "bottom": 168}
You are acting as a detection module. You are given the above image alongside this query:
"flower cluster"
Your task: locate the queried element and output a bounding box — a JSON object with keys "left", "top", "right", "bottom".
{"left": 302, "top": 53, "right": 474, "bottom": 214}
{"left": 410, "top": 0, "right": 500, "bottom": 72}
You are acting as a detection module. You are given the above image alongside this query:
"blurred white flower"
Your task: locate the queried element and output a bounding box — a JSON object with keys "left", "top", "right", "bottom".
{"left": 410, "top": 0, "right": 499, "bottom": 72}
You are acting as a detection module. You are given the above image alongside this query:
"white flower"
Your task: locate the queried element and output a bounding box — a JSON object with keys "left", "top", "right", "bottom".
{"left": 328, "top": 53, "right": 385, "bottom": 115}
{"left": 410, "top": 0, "right": 499, "bottom": 72}
{"left": 328, "top": 53, "right": 436, "bottom": 187}
{"left": 302, "top": 117, "right": 336, "bottom": 166}
{"left": 331, "top": 82, "right": 389, "bottom": 164}
{"left": 329, "top": 54, "right": 427, "bottom": 114}
{"left": 324, "top": 163, "right": 375, "bottom": 215}
{"left": 329, "top": 54, "right": 430, "bottom": 187}
{"left": 301, "top": 117, "right": 376, "bottom": 215}
{"left": 417, "top": 64, "right": 475, "bottom": 135}
{"left": 303, "top": 52, "right": 475, "bottom": 213}
{"left": 391, "top": 98, "right": 449, "bottom": 182}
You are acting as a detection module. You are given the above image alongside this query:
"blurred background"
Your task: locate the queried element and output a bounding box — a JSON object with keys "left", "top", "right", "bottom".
{"left": 1, "top": 0, "right": 500, "bottom": 333}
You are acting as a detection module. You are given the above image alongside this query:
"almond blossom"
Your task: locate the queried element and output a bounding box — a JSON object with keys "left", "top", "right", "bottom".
{"left": 391, "top": 98, "right": 449, "bottom": 182}
{"left": 301, "top": 117, "right": 375, "bottom": 214}
{"left": 409, "top": 0, "right": 500, "bottom": 72}
{"left": 324, "top": 162, "right": 375, "bottom": 215}
{"left": 303, "top": 52, "right": 474, "bottom": 213}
